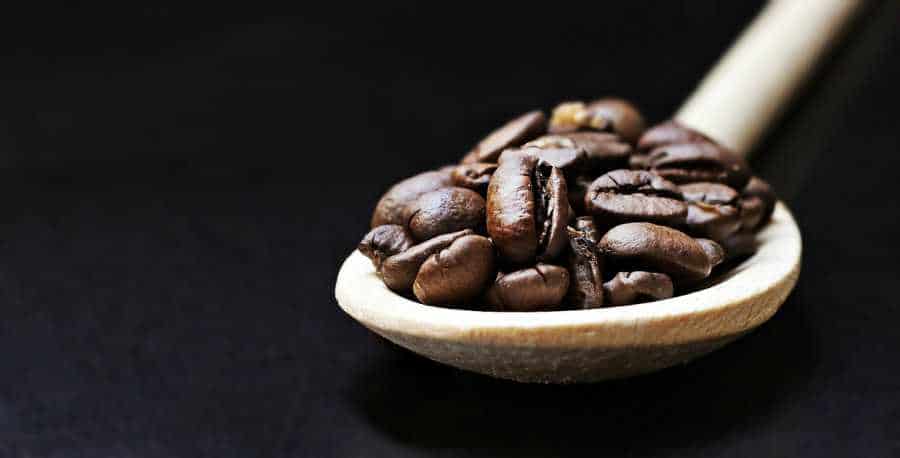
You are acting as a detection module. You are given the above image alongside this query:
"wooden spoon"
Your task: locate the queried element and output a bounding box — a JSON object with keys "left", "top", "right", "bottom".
{"left": 334, "top": 0, "right": 861, "bottom": 383}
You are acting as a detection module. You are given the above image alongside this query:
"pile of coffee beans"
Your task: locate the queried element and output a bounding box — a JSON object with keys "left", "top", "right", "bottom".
{"left": 359, "top": 98, "right": 776, "bottom": 311}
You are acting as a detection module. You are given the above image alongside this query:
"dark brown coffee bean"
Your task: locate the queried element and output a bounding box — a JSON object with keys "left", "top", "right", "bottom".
{"left": 630, "top": 120, "right": 716, "bottom": 174}
{"left": 581, "top": 98, "right": 646, "bottom": 143}
{"left": 720, "top": 230, "right": 757, "bottom": 260}
{"left": 585, "top": 169, "right": 687, "bottom": 226}
{"left": 487, "top": 151, "right": 538, "bottom": 264}
{"left": 599, "top": 222, "right": 724, "bottom": 282}
{"left": 451, "top": 163, "right": 497, "bottom": 194}
{"left": 636, "top": 120, "right": 712, "bottom": 153}
{"left": 548, "top": 99, "right": 645, "bottom": 143}
{"left": 487, "top": 151, "right": 569, "bottom": 264}
{"left": 681, "top": 182, "right": 742, "bottom": 242}
{"left": 519, "top": 145, "right": 587, "bottom": 178}
{"left": 740, "top": 177, "right": 776, "bottom": 230}
{"left": 547, "top": 101, "right": 584, "bottom": 134}
{"left": 358, "top": 225, "right": 415, "bottom": 273}
{"left": 462, "top": 111, "right": 546, "bottom": 164}
{"left": 560, "top": 131, "right": 633, "bottom": 173}
{"left": 371, "top": 169, "right": 454, "bottom": 228}
{"left": 381, "top": 229, "right": 473, "bottom": 293}
{"left": 528, "top": 132, "right": 632, "bottom": 175}
{"left": 644, "top": 141, "right": 751, "bottom": 189}
{"left": 413, "top": 235, "right": 495, "bottom": 306}
{"left": 603, "top": 271, "right": 674, "bottom": 306}
{"left": 407, "top": 187, "right": 485, "bottom": 241}
{"left": 484, "top": 264, "right": 570, "bottom": 312}
{"left": 697, "top": 238, "right": 726, "bottom": 267}
{"left": 533, "top": 162, "right": 569, "bottom": 262}
{"left": 566, "top": 217, "right": 604, "bottom": 309}
{"left": 738, "top": 196, "right": 765, "bottom": 232}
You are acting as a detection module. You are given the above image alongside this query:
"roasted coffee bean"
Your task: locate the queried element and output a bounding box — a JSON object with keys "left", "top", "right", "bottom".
{"left": 371, "top": 169, "right": 454, "bottom": 228}
{"left": 585, "top": 169, "right": 687, "bottom": 226}
{"left": 681, "top": 182, "right": 742, "bottom": 242}
{"left": 413, "top": 235, "right": 495, "bottom": 306}
{"left": 548, "top": 102, "right": 584, "bottom": 134}
{"left": 381, "top": 229, "right": 473, "bottom": 293}
{"left": 697, "top": 238, "right": 726, "bottom": 267}
{"left": 532, "top": 161, "right": 570, "bottom": 262}
{"left": 462, "top": 111, "right": 546, "bottom": 164}
{"left": 528, "top": 132, "right": 632, "bottom": 174}
{"left": 484, "top": 264, "right": 570, "bottom": 311}
{"left": 560, "top": 131, "right": 633, "bottom": 173}
{"left": 720, "top": 230, "right": 757, "bottom": 260}
{"left": 603, "top": 271, "right": 674, "bottom": 306}
{"left": 487, "top": 151, "right": 569, "bottom": 264}
{"left": 738, "top": 196, "right": 765, "bottom": 233}
{"left": 407, "top": 187, "right": 485, "bottom": 241}
{"left": 643, "top": 141, "right": 751, "bottom": 189}
{"left": 548, "top": 98, "right": 645, "bottom": 143}
{"left": 487, "top": 151, "right": 539, "bottom": 264}
{"left": 566, "top": 217, "right": 604, "bottom": 309}
{"left": 451, "top": 163, "right": 497, "bottom": 194}
{"left": 740, "top": 177, "right": 777, "bottom": 230}
{"left": 516, "top": 144, "right": 587, "bottom": 178}
{"left": 636, "top": 120, "right": 712, "bottom": 153}
{"left": 581, "top": 98, "right": 645, "bottom": 143}
{"left": 599, "top": 222, "right": 724, "bottom": 282}
{"left": 358, "top": 225, "right": 415, "bottom": 273}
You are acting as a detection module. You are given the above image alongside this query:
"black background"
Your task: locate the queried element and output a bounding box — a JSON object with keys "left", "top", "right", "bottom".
{"left": 0, "top": 2, "right": 898, "bottom": 457}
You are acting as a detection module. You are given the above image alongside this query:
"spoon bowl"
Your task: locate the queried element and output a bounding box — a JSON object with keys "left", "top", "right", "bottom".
{"left": 335, "top": 202, "right": 800, "bottom": 383}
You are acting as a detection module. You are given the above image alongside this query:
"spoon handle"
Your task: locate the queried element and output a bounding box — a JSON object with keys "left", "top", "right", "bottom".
{"left": 675, "top": 0, "right": 864, "bottom": 156}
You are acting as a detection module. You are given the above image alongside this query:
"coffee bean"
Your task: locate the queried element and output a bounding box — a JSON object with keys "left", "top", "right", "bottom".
{"left": 358, "top": 225, "right": 415, "bottom": 273}
{"left": 560, "top": 131, "right": 633, "bottom": 173}
{"left": 407, "top": 187, "right": 486, "bottom": 241}
{"left": 487, "top": 150, "right": 569, "bottom": 264}
{"left": 603, "top": 271, "right": 674, "bottom": 306}
{"left": 566, "top": 217, "right": 604, "bottom": 309}
{"left": 381, "top": 229, "right": 473, "bottom": 293}
{"left": 643, "top": 141, "right": 751, "bottom": 189}
{"left": 680, "top": 182, "right": 742, "bottom": 242}
{"left": 632, "top": 121, "right": 750, "bottom": 189}
{"left": 548, "top": 98, "right": 645, "bottom": 143}
{"left": 371, "top": 169, "right": 454, "bottom": 228}
{"left": 547, "top": 102, "right": 585, "bottom": 134}
{"left": 599, "top": 222, "right": 724, "bottom": 281}
{"left": 582, "top": 98, "right": 646, "bottom": 143}
{"left": 462, "top": 111, "right": 546, "bottom": 164}
{"left": 518, "top": 145, "right": 587, "bottom": 178}
{"left": 738, "top": 197, "right": 765, "bottom": 232}
{"left": 585, "top": 169, "right": 687, "bottom": 226}
{"left": 528, "top": 132, "right": 632, "bottom": 175}
{"left": 697, "top": 238, "right": 726, "bottom": 267}
{"left": 720, "top": 230, "right": 757, "bottom": 261}
{"left": 484, "top": 264, "right": 570, "bottom": 311}
{"left": 451, "top": 163, "right": 497, "bottom": 194}
{"left": 413, "top": 235, "right": 495, "bottom": 306}
{"left": 636, "top": 120, "right": 712, "bottom": 153}
{"left": 533, "top": 161, "right": 570, "bottom": 262}
{"left": 740, "top": 176, "right": 776, "bottom": 230}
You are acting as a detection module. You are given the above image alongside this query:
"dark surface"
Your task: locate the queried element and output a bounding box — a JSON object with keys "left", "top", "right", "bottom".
{"left": 0, "top": 2, "right": 898, "bottom": 457}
